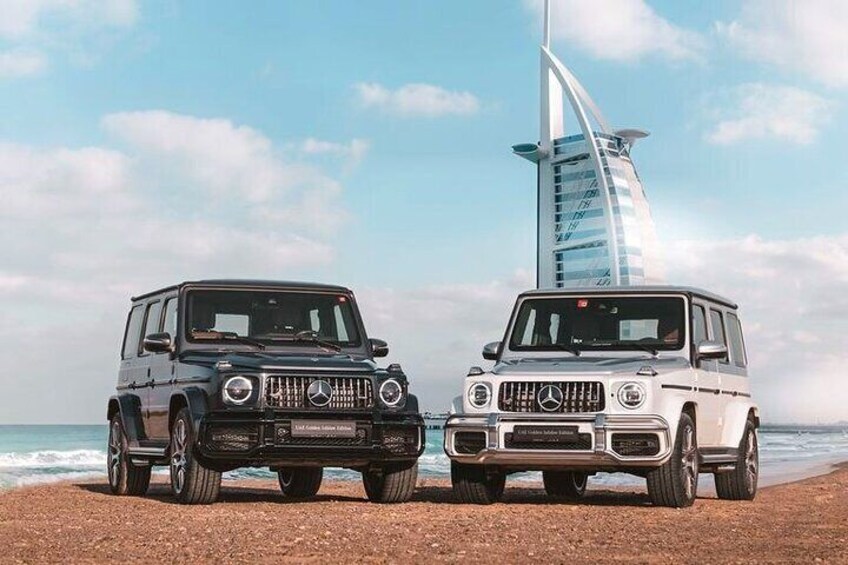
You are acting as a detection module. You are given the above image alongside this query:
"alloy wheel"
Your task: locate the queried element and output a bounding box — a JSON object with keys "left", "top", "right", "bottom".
{"left": 171, "top": 419, "right": 188, "bottom": 494}
{"left": 107, "top": 420, "right": 122, "bottom": 488}
{"left": 745, "top": 429, "right": 758, "bottom": 490}
{"left": 680, "top": 424, "right": 698, "bottom": 500}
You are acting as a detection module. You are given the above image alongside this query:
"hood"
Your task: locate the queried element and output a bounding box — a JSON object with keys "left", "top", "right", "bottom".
{"left": 180, "top": 351, "right": 378, "bottom": 373}
{"left": 493, "top": 355, "right": 690, "bottom": 376}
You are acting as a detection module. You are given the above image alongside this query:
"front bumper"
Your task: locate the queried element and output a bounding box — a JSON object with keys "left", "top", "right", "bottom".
{"left": 195, "top": 411, "right": 425, "bottom": 469}
{"left": 444, "top": 413, "right": 671, "bottom": 470}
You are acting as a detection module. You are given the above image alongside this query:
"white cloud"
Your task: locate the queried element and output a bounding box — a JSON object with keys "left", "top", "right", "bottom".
{"left": 525, "top": 0, "right": 704, "bottom": 63}
{"left": 299, "top": 138, "right": 370, "bottom": 168}
{"left": 704, "top": 83, "right": 833, "bottom": 145}
{"left": 0, "top": 49, "right": 47, "bottom": 77}
{"left": 354, "top": 82, "right": 480, "bottom": 118}
{"left": 665, "top": 234, "right": 848, "bottom": 423}
{"left": 717, "top": 0, "right": 848, "bottom": 88}
{"left": 0, "top": 0, "right": 138, "bottom": 78}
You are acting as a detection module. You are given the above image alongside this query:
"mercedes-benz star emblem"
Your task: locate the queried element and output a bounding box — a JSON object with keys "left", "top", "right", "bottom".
{"left": 306, "top": 379, "right": 333, "bottom": 407}
{"left": 537, "top": 384, "right": 564, "bottom": 412}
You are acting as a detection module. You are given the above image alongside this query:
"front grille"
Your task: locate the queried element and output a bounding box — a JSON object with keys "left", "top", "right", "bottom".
{"left": 265, "top": 375, "right": 374, "bottom": 409}
{"left": 611, "top": 433, "right": 660, "bottom": 456}
{"left": 504, "top": 432, "right": 592, "bottom": 450}
{"left": 498, "top": 381, "right": 605, "bottom": 413}
{"left": 205, "top": 424, "right": 259, "bottom": 452}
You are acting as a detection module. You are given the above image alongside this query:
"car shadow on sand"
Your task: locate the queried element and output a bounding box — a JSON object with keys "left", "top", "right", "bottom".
{"left": 76, "top": 481, "right": 660, "bottom": 507}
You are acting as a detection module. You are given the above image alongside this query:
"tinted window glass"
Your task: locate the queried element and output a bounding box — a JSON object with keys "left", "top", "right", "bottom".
{"left": 727, "top": 313, "right": 747, "bottom": 368}
{"left": 139, "top": 301, "right": 163, "bottom": 355}
{"left": 709, "top": 309, "right": 729, "bottom": 363}
{"left": 692, "top": 305, "right": 708, "bottom": 345}
{"left": 162, "top": 298, "right": 178, "bottom": 337}
{"left": 122, "top": 305, "right": 144, "bottom": 359}
{"left": 509, "top": 296, "right": 685, "bottom": 352}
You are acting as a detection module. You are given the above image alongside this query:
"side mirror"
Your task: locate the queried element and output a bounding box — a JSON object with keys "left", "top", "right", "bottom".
{"left": 696, "top": 340, "right": 727, "bottom": 361}
{"left": 482, "top": 341, "right": 501, "bottom": 361}
{"left": 370, "top": 338, "right": 389, "bottom": 358}
{"left": 143, "top": 332, "right": 173, "bottom": 354}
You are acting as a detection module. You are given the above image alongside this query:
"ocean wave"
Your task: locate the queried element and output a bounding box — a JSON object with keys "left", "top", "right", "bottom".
{"left": 0, "top": 450, "right": 105, "bottom": 469}
{"left": 0, "top": 471, "right": 105, "bottom": 489}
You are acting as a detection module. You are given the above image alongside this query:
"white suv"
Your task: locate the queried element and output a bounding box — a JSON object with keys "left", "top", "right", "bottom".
{"left": 444, "top": 286, "right": 759, "bottom": 507}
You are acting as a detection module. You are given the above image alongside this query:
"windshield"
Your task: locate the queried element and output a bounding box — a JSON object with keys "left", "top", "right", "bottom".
{"left": 509, "top": 295, "right": 685, "bottom": 353}
{"left": 185, "top": 289, "right": 361, "bottom": 348}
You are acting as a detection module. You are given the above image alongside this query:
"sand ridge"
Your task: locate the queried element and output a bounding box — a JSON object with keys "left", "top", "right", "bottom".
{"left": 1, "top": 466, "right": 846, "bottom": 564}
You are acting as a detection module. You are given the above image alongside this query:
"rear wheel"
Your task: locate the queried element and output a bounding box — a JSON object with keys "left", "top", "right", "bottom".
{"left": 647, "top": 412, "right": 699, "bottom": 508}
{"left": 543, "top": 470, "right": 588, "bottom": 499}
{"left": 169, "top": 408, "right": 221, "bottom": 505}
{"left": 715, "top": 418, "right": 758, "bottom": 501}
{"left": 451, "top": 462, "right": 506, "bottom": 505}
{"left": 277, "top": 468, "right": 323, "bottom": 498}
{"left": 362, "top": 462, "right": 418, "bottom": 503}
{"left": 106, "top": 414, "right": 150, "bottom": 496}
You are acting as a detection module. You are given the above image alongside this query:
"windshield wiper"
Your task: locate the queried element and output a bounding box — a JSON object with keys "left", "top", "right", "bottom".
{"left": 191, "top": 330, "right": 266, "bottom": 350}
{"left": 293, "top": 330, "right": 343, "bottom": 353}
{"left": 552, "top": 343, "right": 581, "bottom": 356}
{"left": 629, "top": 343, "right": 659, "bottom": 356}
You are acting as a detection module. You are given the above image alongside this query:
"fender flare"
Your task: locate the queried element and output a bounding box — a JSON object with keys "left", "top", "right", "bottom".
{"left": 405, "top": 393, "right": 420, "bottom": 414}
{"left": 106, "top": 394, "right": 145, "bottom": 447}
{"left": 655, "top": 393, "right": 698, "bottom": 441}
{"left": 449, "top": 395, "right": 463, "bottom": 415}
{"left": 168, "top": 386, "right": 210, "bottom": 435}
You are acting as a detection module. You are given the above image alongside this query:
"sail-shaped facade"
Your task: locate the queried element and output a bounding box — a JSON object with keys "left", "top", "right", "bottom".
{"left": 514, "top": 1, "right": 664, "bottom": 289}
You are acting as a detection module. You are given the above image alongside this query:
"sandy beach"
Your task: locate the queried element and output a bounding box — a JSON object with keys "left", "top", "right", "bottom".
{"left": 1, "top": 465, "right": 846, "bottom": 564}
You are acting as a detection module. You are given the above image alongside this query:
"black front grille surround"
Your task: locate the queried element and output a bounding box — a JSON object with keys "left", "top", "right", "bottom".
{"left": 265, "top": 375, "right": 374, "bottom": 409}
{"left": 498, "top": 381, "right": 605, "bottom": 413}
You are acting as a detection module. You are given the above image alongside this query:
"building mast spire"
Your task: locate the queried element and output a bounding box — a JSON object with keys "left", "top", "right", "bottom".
{"left": 543, "top": 0, "right": 550, "bottom": 48}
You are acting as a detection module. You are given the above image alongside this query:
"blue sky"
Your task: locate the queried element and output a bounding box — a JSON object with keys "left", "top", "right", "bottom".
{"left": 1, "top": 0, "right": 846, "bottom": 423}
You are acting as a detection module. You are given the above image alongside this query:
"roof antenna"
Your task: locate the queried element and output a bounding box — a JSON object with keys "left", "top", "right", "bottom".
{"left": 543, "top": 0, "right": 551, "bottom": 48}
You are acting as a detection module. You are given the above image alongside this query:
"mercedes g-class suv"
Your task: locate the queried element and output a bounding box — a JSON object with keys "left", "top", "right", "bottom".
{"left": 106, "top": 280, "right": 425, "bottom": 504}
{"left": 444, "top": 286, "right": 759, "bottom": 507}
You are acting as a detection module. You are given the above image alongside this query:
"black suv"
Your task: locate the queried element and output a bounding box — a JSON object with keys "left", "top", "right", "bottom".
{"left": 106, "top": 280, "right": 425, "bottom": 504}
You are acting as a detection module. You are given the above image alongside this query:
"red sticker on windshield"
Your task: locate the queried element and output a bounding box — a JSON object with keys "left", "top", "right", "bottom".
{"left": 577, "top": 299, "right": 589, "bottom": 308}
{"left": 338, "top": 296, "right": 347, "bottom": 303}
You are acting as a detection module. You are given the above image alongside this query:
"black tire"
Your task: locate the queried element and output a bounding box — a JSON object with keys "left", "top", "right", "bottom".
{"left": 277, "top": 468, "right": 323, "bottom": 498}
{"left": 107, "top": 414, "right": 151, "bottom": 496}
{"left": 543, "top": 470, "right": 588, "bottom": 499}
{"left": 647, "top": 412, "right": 699, "bottom": 508}
{"left": 715, "top": 418, "right": 759, "bottom": 501}
{"left": 169, "top": 408, "right": 221, "bottom": 505}
{"left": 362, "top": 462, "right": 418, "bottom": 503}
{"left": 451, "top": 462, "right": 506, "bottom": 505}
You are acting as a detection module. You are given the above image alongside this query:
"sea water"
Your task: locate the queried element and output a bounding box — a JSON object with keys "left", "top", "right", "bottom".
{"left": 1, "top": 424, "right": 847, "bottom": 490}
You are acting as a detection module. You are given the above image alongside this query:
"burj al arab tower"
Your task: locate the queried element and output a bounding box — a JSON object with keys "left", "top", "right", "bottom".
{"left": 514, "top": 0, "right": 664, "bottom": 289}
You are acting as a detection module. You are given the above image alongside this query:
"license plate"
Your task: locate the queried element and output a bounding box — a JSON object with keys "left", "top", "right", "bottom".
{"left": 513, "top": 425, "right": 579, "bottom": 443}
{"left": 290, "top": 420, "right": 356, "bottom": 438}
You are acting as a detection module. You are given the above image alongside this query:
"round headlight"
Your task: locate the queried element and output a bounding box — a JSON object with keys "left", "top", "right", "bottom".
{"left": 617, "top": 382, "right": 646, "bottom": 409}
{"left": 379, "top": 379, "right": 404, "bottom": 407}
{"left": 223, "top": 376, "right": 253, "bottom": 405}
{"left": 467, "top": 382, "right": 491, "bottom": 409}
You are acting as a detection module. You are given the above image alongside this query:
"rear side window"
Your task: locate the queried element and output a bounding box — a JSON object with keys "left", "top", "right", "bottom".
{"left": 122, "top": 305, "right": 144, "bottom": 360}
{"left": 692, "top": 304, "right": 708, "bottom": 345}
{"left": 139, "top": 301, "right": 163, "bottom": 356}
{"left": 726, "top": 313, "right": 748, "bottom": 368}
{"left": 709, "top": 309, "right": 729, "bottom": 364}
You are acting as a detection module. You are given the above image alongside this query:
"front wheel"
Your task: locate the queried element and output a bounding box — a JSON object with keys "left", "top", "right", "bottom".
{"left": 715, "top": 418, "right": 758, "bottom": 500}
{"left": 169, "top": 408, "right": 221, "bottom": 505}
{"left": 278, "top": 468, "right": 323, "bottom": 498}
{"left": 647, "top": 412, "right": 699, "bottom": 507}
{"left": 362, "top": 462, "right": 418, "bottom": 503}
{"left": 543, "top": 470, "right": 588, "bottom": 499}
{"left": 451, "top": 462, "right": 506, "bottom": 504}
{"left": 107, "top": 414, "right": 150, "bottom": 496}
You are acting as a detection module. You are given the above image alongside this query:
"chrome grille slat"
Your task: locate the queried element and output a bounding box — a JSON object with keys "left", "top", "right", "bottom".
{"left": 498, "top": 381, "right": 604, "bottom": 413}
{"left": 265, "top": 375, "right": 374, "bottom": 409}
